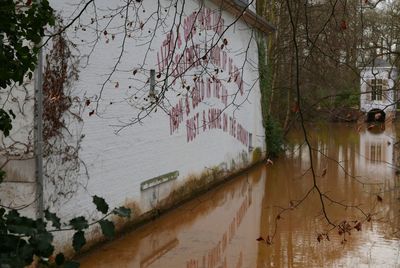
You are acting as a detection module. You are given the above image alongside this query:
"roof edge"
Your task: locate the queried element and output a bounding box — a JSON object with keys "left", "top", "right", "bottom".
{"left": 209, "top": 0, "right": 276, "bottom": 34}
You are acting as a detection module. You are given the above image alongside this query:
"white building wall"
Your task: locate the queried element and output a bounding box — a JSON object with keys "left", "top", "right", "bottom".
{"left": 0, "top": 75, "right": 37, "bottom": 218}
{"left": 42, "top": 0, "right": 266, "bottom": 245}
{"left": 360, "top": 67, "right": 398, "bottom": 113}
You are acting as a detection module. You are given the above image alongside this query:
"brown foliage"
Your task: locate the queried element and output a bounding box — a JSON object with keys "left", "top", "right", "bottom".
{"left": 43, "top": 33, "right": 78, "bottom": 140}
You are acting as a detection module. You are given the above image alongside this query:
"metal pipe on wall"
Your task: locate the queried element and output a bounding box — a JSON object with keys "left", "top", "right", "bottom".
{"left": 34, "top": 0, "right": 45, "bottom": 218}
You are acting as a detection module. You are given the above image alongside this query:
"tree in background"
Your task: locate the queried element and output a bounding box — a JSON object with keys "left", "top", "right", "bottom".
{"left": 257, "top": 0, "right": 400, "bottom": 129}
{"left": 0, "top": 0, "right": 53, "bottom": 136}
{"left": 256, "top": 0, "right": 400, "bottom": 244}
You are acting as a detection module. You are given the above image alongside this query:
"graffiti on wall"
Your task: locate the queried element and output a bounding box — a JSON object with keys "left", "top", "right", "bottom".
{"left": 156, "top": 7, "right": 251, "bottom": 147}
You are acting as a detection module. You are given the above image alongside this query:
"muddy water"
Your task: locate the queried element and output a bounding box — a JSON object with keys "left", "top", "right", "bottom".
{"left": 80, "top": 123, "right": 400, "bottom": 268}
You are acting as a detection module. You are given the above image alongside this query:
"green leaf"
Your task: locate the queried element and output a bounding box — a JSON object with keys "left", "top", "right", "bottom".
{"left": 0, "top": 109, "right": 13, "bottom": 137}
{"left": 44, "top": 209, "right": 61, "bottom": 229}
{"left": 0, "top": 208, "right": 5, "bottom": 217}
{"left": 19, "top": 243, "right": 34, "bottom": 265}
{"left": 69, "top": 216, "right": 88, "bottom": 231}
{"left": 112, "top": 206, "right": 131, "bottom": 218}
{"left": 64, "top": 260, "right": 80, "bottom": 268}
{"left": 6, "top": 211, "right": 37, "bottom": 236}
{"left": 92, "top": 195, "right": 109, "bottom": 214}
{"left": 29, "top": 231, "right": 54, "bottom": 257}
{"left": 72, "top": 231, "right": 86, "bottom": 252}
{"left": 7, "top": 222, "right": 35, "bottom": 236}
{"left": 0, "top": 0, "right": 54, "bottom": 89}
{"left": 0, "top": 234, "right": 21, "bottom": 251}
{"left": 35, "top": 218, "right": 47, "bottom": 233}
{"left": 6, "top": 209, "right": 20, "bottom": 220}
{"left": 98, "top": 219, "right": 115, "bottom": 239}
{"left": 55, "top": 252, "right": 65, "bottom": 265}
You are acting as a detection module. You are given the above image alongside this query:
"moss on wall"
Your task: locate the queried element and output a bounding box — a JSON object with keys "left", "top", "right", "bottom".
{"left": 252, "top": 147, "right": 262, "bottom": 163}
{"left": 258, "top": 39, "right": 283, "bottom": 158}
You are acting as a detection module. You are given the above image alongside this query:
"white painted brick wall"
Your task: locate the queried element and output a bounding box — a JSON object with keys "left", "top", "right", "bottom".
{"left": 0, "top": 75, "right": 36, "bottom": 218}
{"left": 40, "top": 0, "right": 265, "bottom": 247}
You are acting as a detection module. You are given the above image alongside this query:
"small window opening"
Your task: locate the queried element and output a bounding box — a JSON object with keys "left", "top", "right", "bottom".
{"left": 371, "top": 79, "right": 383, "bottom": 101}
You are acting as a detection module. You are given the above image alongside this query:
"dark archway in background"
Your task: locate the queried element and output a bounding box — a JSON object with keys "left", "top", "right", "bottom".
{"left": 367, "top": 109, "right": 386, "bottom": 122}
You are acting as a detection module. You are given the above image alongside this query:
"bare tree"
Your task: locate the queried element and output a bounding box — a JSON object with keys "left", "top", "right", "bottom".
{"left": 255, "top": 0, "right": 400, "bottom": 244}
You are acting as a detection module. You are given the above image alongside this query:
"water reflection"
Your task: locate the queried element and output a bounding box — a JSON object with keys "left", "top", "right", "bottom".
{"left": 80, "top": 123, "right": 399, "bottom": 268}
{"left": 259, "top": 123, "right": 400, "bottom": 268}
{"left": 359, "top": 123, "right": 396, "bottom": 182}
{"left": 80, "top": 168, "right": 266, "bottom": 268}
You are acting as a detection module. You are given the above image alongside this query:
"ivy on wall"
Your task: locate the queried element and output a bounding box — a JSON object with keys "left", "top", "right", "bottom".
{"left": 258, "top": 39, "right": 283, "bottom": 158}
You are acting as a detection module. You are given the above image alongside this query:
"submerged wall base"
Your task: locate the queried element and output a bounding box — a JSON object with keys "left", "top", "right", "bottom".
{"left": 74, "top": 158, "right": 267, "bottom": 260}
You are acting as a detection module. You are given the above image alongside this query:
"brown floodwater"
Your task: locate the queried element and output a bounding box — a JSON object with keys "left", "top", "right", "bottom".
{"left": 80, "top": 123, "right": 400, "bottom": 268}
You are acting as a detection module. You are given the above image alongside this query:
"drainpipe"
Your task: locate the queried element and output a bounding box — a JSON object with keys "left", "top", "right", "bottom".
{"left": 34, "top": 16, "right": 45, "bottom": 219}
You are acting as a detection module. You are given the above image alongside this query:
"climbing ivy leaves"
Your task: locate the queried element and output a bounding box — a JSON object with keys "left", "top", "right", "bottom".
{"left": 0, "top": 0, "right": 53, "bottom": 140}
{"left": 0, "top": 209, "right": 55, "bottom": 267}
{"left": 98, "top": 220, "right": 115, "bottom": 239}
{"left": 70, "top": 216, "right": 89, "bottom": 231}
{"left": 44, "top": 209, "right": 61, "bottom": 229}
{"left": 54, "top": 252, "right": 80, "bottom": 268}
{"left": 93, "top": 196, "right": 116, "bottom": 239}
{"left": 0, "top": 109, "right": 15, "bottom": 137}
{"left": 0, "top": 0, "right": 54, "bottom": 88}
{"left": 72, "top": 231, "right": 86, "bottom": 252}
{"left": 0, "top": 195, "right": 131, "bottom": 267}
{"left": 68, "top": 196, "right": 131, "bottom": 253}
{"left": 93, "top": 195, "right": 109, "bottom": 214}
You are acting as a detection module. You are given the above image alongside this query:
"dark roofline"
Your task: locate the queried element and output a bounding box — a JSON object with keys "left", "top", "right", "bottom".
{"left": 359, "top": 58, "right": 398, "bottom": 70}
{"left": 210, "top": 0, "right": 276, "bottom": 34}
